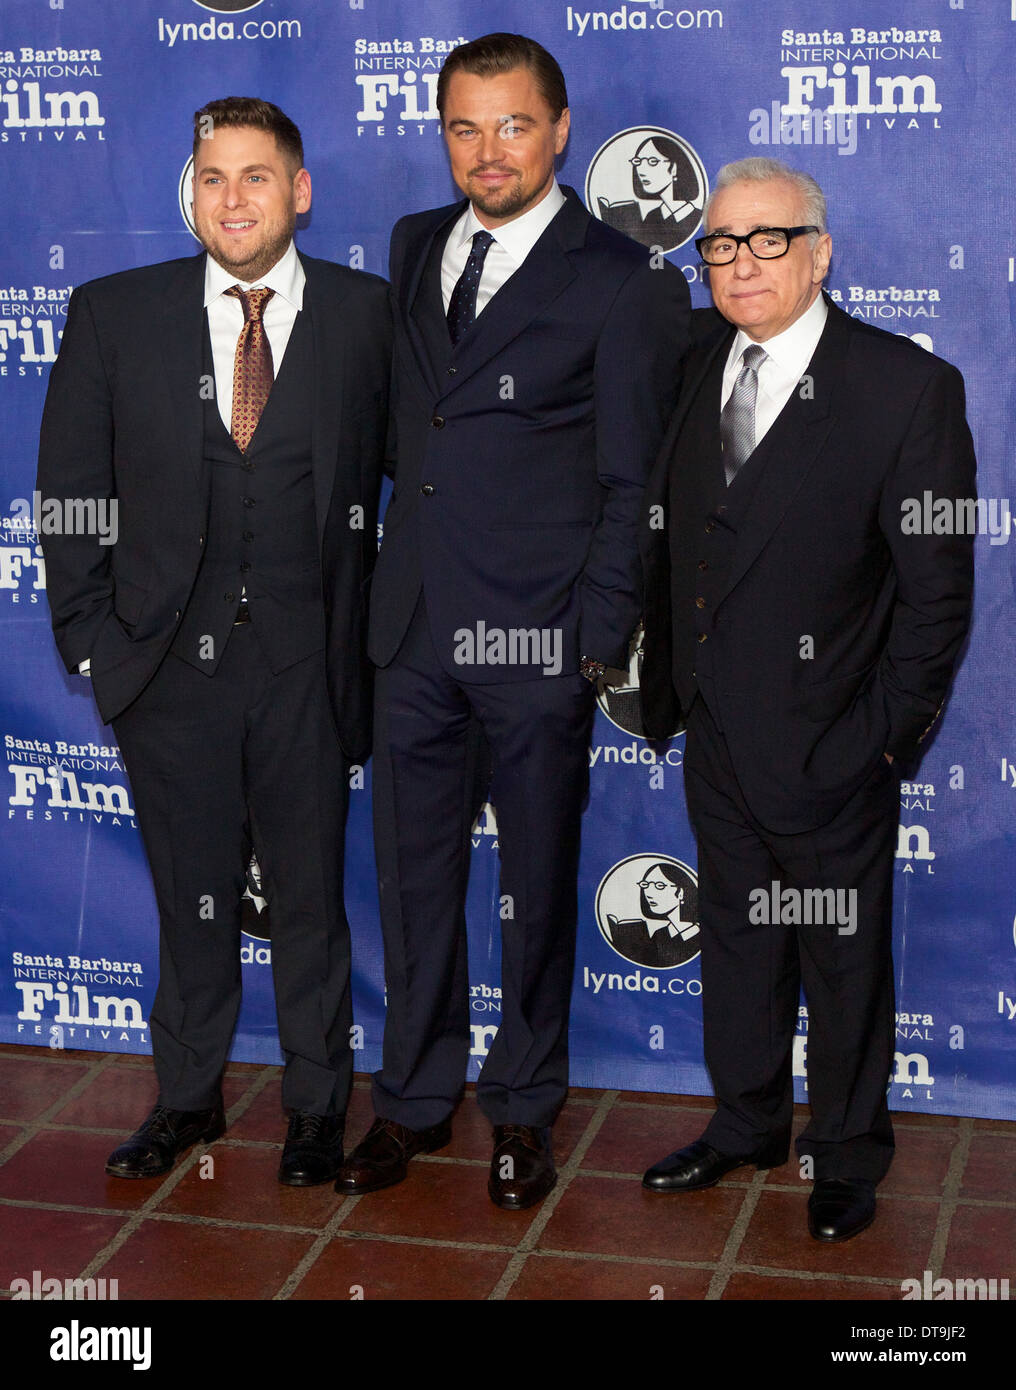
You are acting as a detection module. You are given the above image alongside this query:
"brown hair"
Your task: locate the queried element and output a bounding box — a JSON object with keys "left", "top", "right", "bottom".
{"left": 192, "top": 97, "right": 304, "bottom": 172}
{"left": 436, "top": 33, "right": 568, "bottom": 122}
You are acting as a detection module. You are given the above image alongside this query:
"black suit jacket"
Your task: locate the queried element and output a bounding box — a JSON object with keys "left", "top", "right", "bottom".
{"left": 641, "top": 297, "right": 976, "bottom": 833}
{"left": 37, "top": 251, "right": 391, "bottom": 760}
{"left": 369, "top": 187, "right": 691, "bottom": 679}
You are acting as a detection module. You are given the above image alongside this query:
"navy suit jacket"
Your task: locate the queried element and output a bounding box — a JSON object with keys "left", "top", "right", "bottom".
{"left": 369, "top": 186, "right": 691, "bottom": 680}
{"left": 640, "top": 297, "right": 976, "bottom": 833}
{"left": 37, "top": 251, "right": 391, "bottom": 760}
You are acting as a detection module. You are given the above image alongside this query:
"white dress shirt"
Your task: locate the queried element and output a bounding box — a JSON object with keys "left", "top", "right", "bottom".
{"left": 440, "top": 181, "right": 566, "bottom": 316}
{"left": 720, "top": 292, "right": 828, "bottom": 447}
{"left": 204, "top": 239, "right": 305, "bottom": 432}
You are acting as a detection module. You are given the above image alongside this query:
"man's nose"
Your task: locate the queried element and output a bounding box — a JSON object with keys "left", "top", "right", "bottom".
{"left": 732, "top": 241, "right": 760, "bottom": 276}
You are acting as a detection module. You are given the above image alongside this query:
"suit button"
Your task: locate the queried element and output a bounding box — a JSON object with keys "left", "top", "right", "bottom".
{"left": 446, "top": 367, "right": 457, "bottom": 376}
{"left": 421, "top": 483, "right": 435, "bottom": 497}
{"left": 240, "top": 560, "right": 251, "bottom": 573}
{"left": 697, "top": 632, "right": 708, "bottom": 643}
{"left": 697, "top": 560, "right": 707, "bottom": 570}
{"left": 174, "top": 609, "right": 181, "bottom": 622}
{"left": 225, "top": 592, "right": 235, "bottom": 603}
{"left": 198, "top": 535, "right": 205, "bottom": 546}
{"left": 242, "top": 461, "right": 254, "bottom": 473}
{"left": 431, "top": 415, "right": 445, "bottom": 429}
{"left": 717, "top": 504, "right": 728, "bottom": 515}
{"left": 695, "top": 597, "right": 706, "bottom": 609}
{"left": 243, "top": 496, "right": 255, "bottom": 508}
{"left": 705, "top": 521, "right": 715, "bottom": 533}
{"left": 243, "top": 530, "right": 254, "bottom": 542}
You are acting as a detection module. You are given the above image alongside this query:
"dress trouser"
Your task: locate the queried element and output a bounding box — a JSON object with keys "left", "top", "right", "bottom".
{"left": 683, "top": 696, "right": 898, "bottom": 1182}
{"left": 371, "top": 599, "right": 596, "bottom": 1130}
{"left": 113, "top": 623, "right": 352, "bottom": 1116}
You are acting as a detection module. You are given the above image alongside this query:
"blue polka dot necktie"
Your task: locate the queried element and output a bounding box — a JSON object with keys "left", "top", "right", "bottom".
{"left": 446, "top": 230, "right": 495, "bottom": 346}
{"left": 720, "top": 343, "right": 767, "bottom": 485}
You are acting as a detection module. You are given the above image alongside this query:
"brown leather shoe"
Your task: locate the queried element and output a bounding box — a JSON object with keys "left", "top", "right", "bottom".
{"left": 488, "top": 1124, "right": 556, "bottom": 1210}
{"left": 334, "top": 1115, "right": 451, "bottom": 1194}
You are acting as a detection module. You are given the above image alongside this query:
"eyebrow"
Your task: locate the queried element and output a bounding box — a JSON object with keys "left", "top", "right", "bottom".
{"left": 197, "top": 163, "right": 275, "bottom": 176}
{"left": 706, "top": 223, "right": 779, "bottom": 235}
{"left": 446, "top": 113, "right": 538, "bottom": 128}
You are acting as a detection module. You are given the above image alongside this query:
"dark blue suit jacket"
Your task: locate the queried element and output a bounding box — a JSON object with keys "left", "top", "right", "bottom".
{"left": 369, "top": 186, "right": 691, "bottom": 680}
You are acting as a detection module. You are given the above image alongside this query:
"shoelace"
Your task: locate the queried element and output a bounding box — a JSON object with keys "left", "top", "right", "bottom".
{"left": 287, "top": 1112, "right": 327, "bottom": 1143}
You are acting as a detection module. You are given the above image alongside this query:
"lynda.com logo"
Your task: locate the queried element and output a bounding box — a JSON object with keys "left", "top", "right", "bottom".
{"left": 192, "top": 0, "right": 265, "bottom": 13}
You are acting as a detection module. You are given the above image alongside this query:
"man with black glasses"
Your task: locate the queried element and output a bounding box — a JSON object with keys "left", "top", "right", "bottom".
{"left": 639, "top": 157, "right": 975, "bottom": 1241}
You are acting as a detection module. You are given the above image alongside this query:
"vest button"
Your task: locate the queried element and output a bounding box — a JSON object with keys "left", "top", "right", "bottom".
{"left": 697, "top": 632, "right": 708, "bottom": 643}
{"left": 225, "top": 592, "right": 235, "bottom": 603}
{"left": 198, "top": 535, "right": 205, "bottom": 546}
{"left": 431, "top": 416, "right": 445, "bottom": 429}
{"left": 705, "top": 521, "right": 715, "bottom": 533}
{"left": 421, "top": 483, "right": 435, "bottom": 497}
{"left": 697, "top": 560, "right": 707, "bottom": 570}
{"left": 447, "top": 366, "right": 457, "bottom": 376}
{"left": 243, "top": 496, "right": 255, "bottom": 508}
{"left": 174, "top": 609, "right": 181, "bottom": 622}
{"left": 242, "top": 461, "right": 254, "bottom": 473}
{"left": 695, "top": 597, "right": 706, "bottom": 609}
{"left": 240, "top": 560, "right": 251, "bottom": 573}
{"left": 243, "top": 530, "right": 254, "bottom": 542}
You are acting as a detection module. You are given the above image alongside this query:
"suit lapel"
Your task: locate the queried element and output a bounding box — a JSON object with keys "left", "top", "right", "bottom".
{"left": 719, "top": 298, "right": 847, "bottom": 606}
{"left": 402, "top": 204, "right": 462, "bottom": 402}
{"left": 644, "top": 325, "right": 732, "bottom": 519}
{"left": 159, "top": 254, "right": 207, "bottom": 495}
{"left": 302, "top": 254, "right": 347, "bottom": 549}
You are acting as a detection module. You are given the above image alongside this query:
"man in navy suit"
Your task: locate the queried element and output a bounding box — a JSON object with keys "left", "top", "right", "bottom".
{"left": 336, "top": 33, "right": 689, "bottom": 1208}
{"left": 38, "top": 99, "right": 390, "bottom": 1186}
{"left": 639, "top": 158, "right": 975, "bottom": 1240}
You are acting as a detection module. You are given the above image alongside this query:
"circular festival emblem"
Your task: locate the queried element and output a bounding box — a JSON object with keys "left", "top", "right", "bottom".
{"left": 178, "top": 156, "right": 198, "bottom": 240}
{"left": 595, "top": 853, "right": 700, "bottom": 969}
{"left": 192, "top": 0, "right": 265, "bottom": 14}
{"left": 586, "top": 125, "right": 707, "bottom": 254}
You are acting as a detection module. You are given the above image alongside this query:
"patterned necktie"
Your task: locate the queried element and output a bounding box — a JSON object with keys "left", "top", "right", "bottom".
{"left": 225, "top": 285, "right": 275, "bottom": 453}
{"left": 720, "top": 343, "right": 767, "bottom": 485}
{"left": 446, "top": 230, "right": 494, "bottom": 346}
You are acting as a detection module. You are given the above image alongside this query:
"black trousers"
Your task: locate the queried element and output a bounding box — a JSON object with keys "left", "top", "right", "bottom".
{"left": 371, "top": 599, "right": 596, "bottom": 1130}
{"left": 683, "top": 697, "right": 898, "bottom": 1182}
{"left": 113, "top": 623, "right": 352, "bottom": 1116}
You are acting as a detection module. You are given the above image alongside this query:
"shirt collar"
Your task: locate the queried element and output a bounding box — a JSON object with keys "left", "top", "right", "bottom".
{"left": 203, "top": 239, "right": 305, "bottom": 310}
{"left": 453, "top": 181, "right": 566, "bottom": 267}
{"left": 727, "top": 290, "right": 827, "bottom": 375}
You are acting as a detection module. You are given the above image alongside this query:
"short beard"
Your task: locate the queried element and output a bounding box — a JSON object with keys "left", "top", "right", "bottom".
{"left": 466, "top": 172, "right": 534, "bottom": 222}
{"left": 200, "top": 224, "right": 293, "bottom": 284}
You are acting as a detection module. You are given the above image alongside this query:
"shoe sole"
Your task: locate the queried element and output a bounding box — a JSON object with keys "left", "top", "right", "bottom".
{"left": 105, "top": 1117, "right": 226, "bottom": 1179}
{"left": 278, "top": 1159, "right": 345, "bottom": 1188}
{"left": 334, "top": 1130, "right": 452, "bottom": 1195}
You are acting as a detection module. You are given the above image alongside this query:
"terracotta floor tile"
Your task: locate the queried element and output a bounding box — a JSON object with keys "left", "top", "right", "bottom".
{"left": 739, "top": 1190, "right": 937, "bottom": 1279}
{"left": 292, "top": 1235, "right": 510, "bottom": 1300}
{"left": 343, "top": 1158, "right": 536, "bottom": 1244}
{"left": 582, "top": 1104, "right": 708, "bottom": 1173}
{"left": 0, "top": 1055, "right": 91, "bottom": 1122}
{"left": 2, "top": 1044, "right": 98, "bottom": 1061}
{"left": 0, "top": 1128, "right": 220, "bottom": 1210}
{"left": 540, "top": 1174, "right": 742, "bottom": 1262}
{"left": 941, "top": 1205, "right": 1016, "bottom": 1280}
{"left": 618, "top": 1090, "right": 716, "bottom": 1107}
{"left": 0, "top": 1121, "right": 27, "bottom": 1152}
{"left": 0, "top": 1207, "right": 125, "bottom": 1287}
{"left": 879, "top": 1129, "right": 958, "bottom": 1197}
{"left": 506, "top": 1253, "right": 712, "bottom": 1300}
{"left": 103, "top": 1220, "right": 314, "bottom": 1299}
{"left": 157, "top": 1143, "right": 341, "bottom": 1227}
{"left": 891, "top": 1109, "right": 962, "bottom": 1129}
{"left": 722, "top": 1271, "right": 898, "bottom": 1300}
{"left": 221, "top": 1075, "right": 362, "bottom": 1144}
{"left": 971, "top": 1116, "right": 1016, "bottom": 1133}
{"left": 958, "top": 1133, "right": 1016, "bottom": 1203}
{"left": 51, "top": 1072, "right": 253, "bottom": 1133}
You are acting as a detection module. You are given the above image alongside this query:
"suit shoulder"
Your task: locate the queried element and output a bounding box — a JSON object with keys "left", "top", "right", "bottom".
{"left": 836, "top": 306, "right": 964, "bottom": 386}
{"left": 72, "top": 256, "right": 199, "bottom": 302}
{"left": 300, "top": 253, "right": 388, "bottom": 300}
{"left": 391, "top": 202, "right": 462, "bottom": 247}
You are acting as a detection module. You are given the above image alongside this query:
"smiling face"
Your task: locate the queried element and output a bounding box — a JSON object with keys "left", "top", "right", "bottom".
{"left": 705, "top": 177, "right": 831, "bottom": 342}
{"left": 441, "top": 66, "right": 569, "bottom": 229}
{"left": 192, "top": 124, "right": 311, "bottom": 282}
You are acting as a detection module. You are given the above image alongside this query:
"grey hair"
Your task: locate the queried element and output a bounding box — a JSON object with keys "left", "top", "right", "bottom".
{"left": 705, "top": 157, "right": 827, "bottom": 235}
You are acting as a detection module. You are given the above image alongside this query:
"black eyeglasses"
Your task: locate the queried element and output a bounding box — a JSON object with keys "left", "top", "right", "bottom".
{"left": 695, "top": 226, "right": 820, "bottom": 265}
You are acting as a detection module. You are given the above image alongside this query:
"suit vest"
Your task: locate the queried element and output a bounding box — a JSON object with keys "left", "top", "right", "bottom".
{"left": 172, "top": 308, "right": 323, "bottom": 675}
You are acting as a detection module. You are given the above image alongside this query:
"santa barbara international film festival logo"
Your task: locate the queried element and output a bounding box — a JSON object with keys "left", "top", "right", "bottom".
{"left": 595, "top": 854, "right": 700, "bottom": 970}
{"left": 586, "top": 127, "right": 706, "bottom": 254}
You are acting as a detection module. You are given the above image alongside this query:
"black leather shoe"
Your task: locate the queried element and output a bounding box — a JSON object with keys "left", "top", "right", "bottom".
{"left": 808, "top": 1178, "right": 876, "bottom": 1242}
{"left": 278, "top": 1112, "right": 345, "bottom": 1187}
{"left": 334, "top": 1115, "right": 451, "bottom": 1194}
{"left": 105, "top": 1103, "right": 226, "bottom": 1179}
{"left": 488, "top": 1124, "right": 556, "bottom": 1210}
{"left": 642, "top": 1136, "right": 787, "bottom": 1192}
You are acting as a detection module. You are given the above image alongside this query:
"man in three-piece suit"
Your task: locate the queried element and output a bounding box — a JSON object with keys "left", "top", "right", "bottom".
{"left": 37, "top": 99, "right": 390, "bottom": 1185}
{"left": 640, "top": 157, "right": 975, "bottom": 1240}
{"left": 335, "top": 33, "right": 689, "bottom": 1209}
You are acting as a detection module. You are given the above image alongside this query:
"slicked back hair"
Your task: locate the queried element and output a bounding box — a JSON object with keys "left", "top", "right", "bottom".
{"left": 436, "top": 33, "right": 568, "bottom": 122}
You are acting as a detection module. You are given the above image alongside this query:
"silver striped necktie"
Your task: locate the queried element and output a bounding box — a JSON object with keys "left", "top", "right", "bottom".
{"left": 720, "top": 343, "right": 767, "bottom": 485}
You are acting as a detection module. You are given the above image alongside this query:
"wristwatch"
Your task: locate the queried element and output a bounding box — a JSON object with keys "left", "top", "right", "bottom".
{"left": 579, "top": 656, "right": 606, "bottom": 684}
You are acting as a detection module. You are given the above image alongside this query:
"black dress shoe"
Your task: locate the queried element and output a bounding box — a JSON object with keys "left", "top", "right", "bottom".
{"left": 334, "top": 1115, "right": 452, "bottom": 1194}
{"left": 105, "top": 1103, "right": 226, "bottom": 1179}
{"left": 808, "top": 1178, "right": 876, "bottom": 1242}
{"left": 642, "top": 1136, "right": 787, "bottom": 1192}
{"left": 278, "top": 1112, "right": 345, "bottom": 1187}
{"left": 488, "top": 1124, "right": 556, "bottom": 1210}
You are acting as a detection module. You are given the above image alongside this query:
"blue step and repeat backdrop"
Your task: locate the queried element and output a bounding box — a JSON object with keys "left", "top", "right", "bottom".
{"left": 1, "top": 0, "right": 1014, "bottom": 1119}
